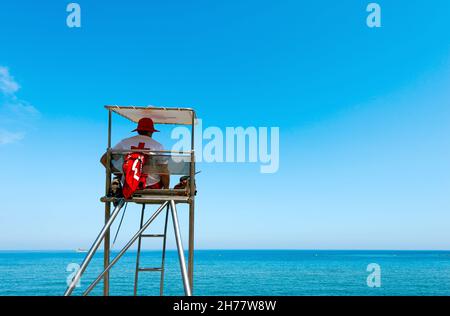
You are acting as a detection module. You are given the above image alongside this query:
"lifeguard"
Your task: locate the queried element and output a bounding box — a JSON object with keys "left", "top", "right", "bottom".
{"left": 100, "top": 117, "right": 170, "bottom": 190}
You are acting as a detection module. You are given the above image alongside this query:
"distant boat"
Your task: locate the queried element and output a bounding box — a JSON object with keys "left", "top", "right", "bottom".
{"left": 76, "top": 248, "right": 88, "bottom": 253}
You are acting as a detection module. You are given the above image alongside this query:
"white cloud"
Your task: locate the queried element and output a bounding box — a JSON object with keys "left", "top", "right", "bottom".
{"left": 0, "top": 130, "right": 25, "bottom": 145}
{"left": 3, "top": 98, "right": 40, "bottom": 119}
{"left": 0, "top": 66, "right": 20, "bottom": 94}
{"left": 0, "top": 66, "right": 38, "bottom": 145}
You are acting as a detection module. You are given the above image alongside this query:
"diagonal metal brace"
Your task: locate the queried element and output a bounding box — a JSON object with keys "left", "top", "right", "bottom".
{"left": 83, "top": 201, "right": 169, "bottom": 296}
{"left": 64, "top": 198, "right": 125, "bottom": 296}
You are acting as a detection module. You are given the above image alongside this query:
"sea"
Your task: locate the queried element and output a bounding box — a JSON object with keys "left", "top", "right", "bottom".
{"left": 0, "top": 250, "right": 449, "bottom": 296}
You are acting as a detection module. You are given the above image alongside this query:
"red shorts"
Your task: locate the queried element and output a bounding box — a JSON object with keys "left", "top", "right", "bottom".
{"left": 146, "top": 181, "right": 163, "bottom": 189}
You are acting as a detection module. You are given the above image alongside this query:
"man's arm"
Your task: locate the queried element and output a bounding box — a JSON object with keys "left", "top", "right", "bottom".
{"left": 101, "top": 142, "right": 122, "bottom": 168}
{"left": 100, "top": 153, "right": 107, "bottom": 167}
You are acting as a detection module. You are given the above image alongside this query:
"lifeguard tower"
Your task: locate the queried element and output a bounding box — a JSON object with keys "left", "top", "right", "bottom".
{"left": 64, "top": 105, "right": 197, "bottom": 296}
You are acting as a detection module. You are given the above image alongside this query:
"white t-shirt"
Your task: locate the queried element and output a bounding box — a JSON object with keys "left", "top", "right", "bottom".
{"left": 112, "top": 135, "right": 165, "bottom": 186}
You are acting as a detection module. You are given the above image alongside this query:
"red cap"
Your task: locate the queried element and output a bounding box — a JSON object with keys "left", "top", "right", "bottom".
{"left": 132, "top": 118, "right": 160, "bottom": 133}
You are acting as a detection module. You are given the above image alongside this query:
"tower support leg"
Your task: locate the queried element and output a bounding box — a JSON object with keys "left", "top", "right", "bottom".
{"left": 160, "top": 204, "right": 170, "bottom": 296}
{"left": 170, "top": 200, "right": 192, "bottom": 296}
{"left": 104, "top": 202, "right": 111, "bottom": 296}
{"left": 188, "top": 199, "right": 195, "bottom": 293}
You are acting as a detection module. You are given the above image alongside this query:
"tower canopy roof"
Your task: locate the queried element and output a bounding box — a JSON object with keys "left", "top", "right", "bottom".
{"left": 105, "top": 105, "right": 197, "bottom": 125}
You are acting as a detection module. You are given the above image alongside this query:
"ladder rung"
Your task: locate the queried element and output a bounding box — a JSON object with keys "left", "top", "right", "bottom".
{"left": 140, "top": 234, "right": 165, "bottom": 238}
{"left": 138, "top": 267, "right": 163, "bottom": 272}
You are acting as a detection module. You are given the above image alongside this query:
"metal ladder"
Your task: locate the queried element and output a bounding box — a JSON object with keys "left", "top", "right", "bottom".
{"left": 133, "top": 204, "right": 170, "bottom": 296}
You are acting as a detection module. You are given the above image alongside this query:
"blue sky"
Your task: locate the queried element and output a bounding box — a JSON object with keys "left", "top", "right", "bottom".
{"left": 0, "top": 0, "right": 450, "bottom": 250}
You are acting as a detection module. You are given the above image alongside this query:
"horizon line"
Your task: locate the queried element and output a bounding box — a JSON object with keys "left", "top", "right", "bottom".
{"left": 1, "top": 248, "right": 449, "bottom": 252}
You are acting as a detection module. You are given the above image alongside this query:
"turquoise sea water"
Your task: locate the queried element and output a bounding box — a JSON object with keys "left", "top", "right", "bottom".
{"left": 0, "top": 250, "right": 449, "bottom": 296}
